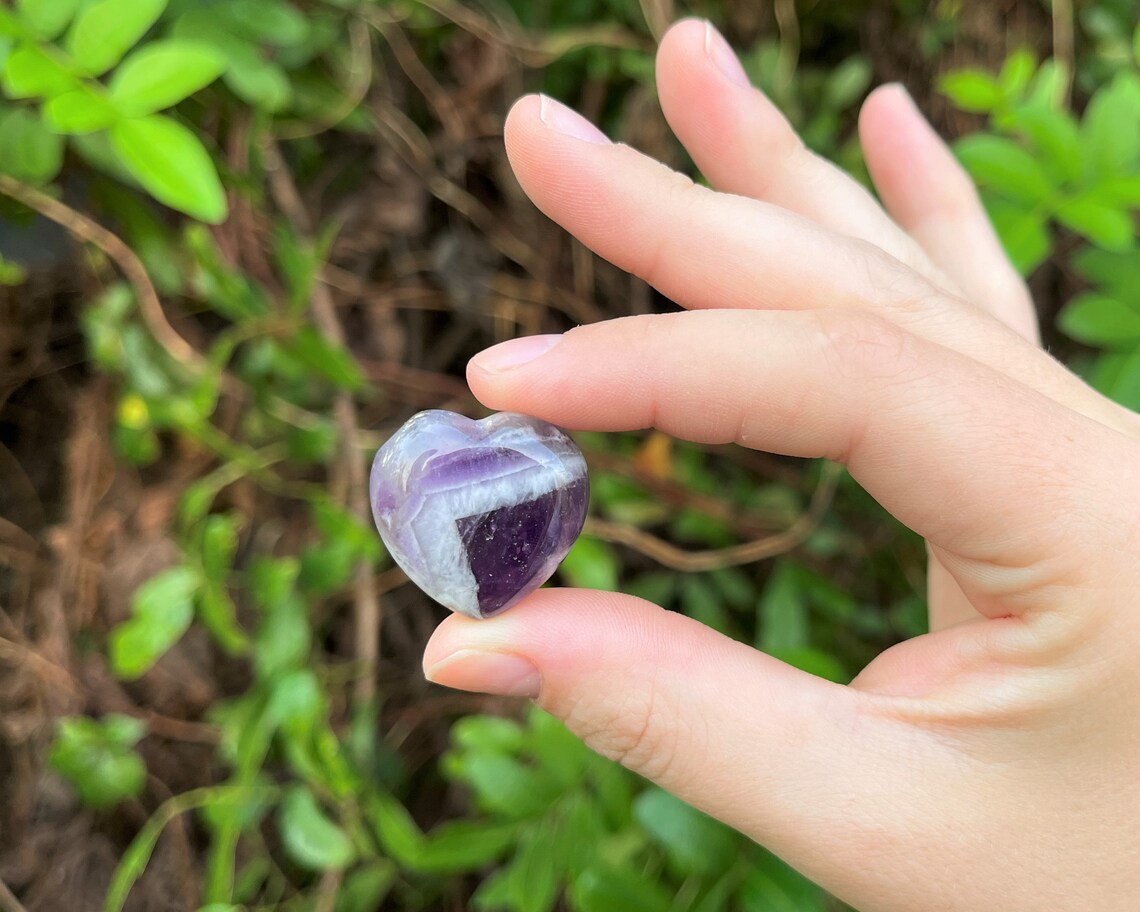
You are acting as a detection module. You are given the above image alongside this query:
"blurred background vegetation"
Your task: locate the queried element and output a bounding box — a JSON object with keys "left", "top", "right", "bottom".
{"left": 0, "top": 0, "right": 1138, "bottom": 910}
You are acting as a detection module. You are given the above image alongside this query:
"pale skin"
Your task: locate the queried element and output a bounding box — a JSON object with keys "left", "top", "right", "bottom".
{"left": 422, "top": 19, "right": 1140, "bottom": 911}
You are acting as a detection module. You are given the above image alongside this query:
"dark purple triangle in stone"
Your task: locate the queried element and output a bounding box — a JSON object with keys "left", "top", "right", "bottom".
{"left": 455, "top": 490, "right": 559, "bottom": 617}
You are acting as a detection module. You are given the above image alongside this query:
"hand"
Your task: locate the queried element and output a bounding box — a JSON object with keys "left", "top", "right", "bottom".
{"left": 423, "top": 19, "right": 1140, "bottom": 911}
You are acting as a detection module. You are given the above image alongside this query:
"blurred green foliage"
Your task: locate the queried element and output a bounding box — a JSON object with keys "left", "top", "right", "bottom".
{"left": 2, "top": 0, "right": 1139, "bottom": 911}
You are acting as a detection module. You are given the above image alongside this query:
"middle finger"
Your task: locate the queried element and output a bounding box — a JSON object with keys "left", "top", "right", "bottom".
{"left": 506, "top": 94, "right": 1129, "bottom": 433}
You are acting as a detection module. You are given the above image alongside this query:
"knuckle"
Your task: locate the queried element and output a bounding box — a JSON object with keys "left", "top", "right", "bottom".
{"left": 814, "top": 309, "right": 918, "bottom": 386}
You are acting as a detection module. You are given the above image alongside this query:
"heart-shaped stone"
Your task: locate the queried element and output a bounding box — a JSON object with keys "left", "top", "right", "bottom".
{"left": 370, "top": 410, "right": 588, "bottom": 619}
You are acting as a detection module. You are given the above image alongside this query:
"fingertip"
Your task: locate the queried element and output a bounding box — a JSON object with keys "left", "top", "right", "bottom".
{"left": 503, "top": 93, "right": 542, "bottom": 160}
{"left": 505, "top": 92, "right": 542, "bottom": 129}
{"left": 657, "top": 15, "right": 708, "bottom": 59}
{"left": 859, "top": 83, "right": 923, "bottom": 144}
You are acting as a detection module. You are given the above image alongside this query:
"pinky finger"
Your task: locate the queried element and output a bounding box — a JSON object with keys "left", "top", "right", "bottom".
{"left": 859, "top": 85, "right": 1040, "bottom": 344}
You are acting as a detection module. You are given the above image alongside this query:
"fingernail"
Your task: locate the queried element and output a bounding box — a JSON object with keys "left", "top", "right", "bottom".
{"left": 538, "top": 95, "right": 611, "bottom": 144}
{"left": 704, "top": 21, "right": 751, "bottom": 89}
{"left": 471, "top": 334, "right": 561, "bottom": 373}
{"left": 425, "top": 650, "right": 541, "bottom": 698}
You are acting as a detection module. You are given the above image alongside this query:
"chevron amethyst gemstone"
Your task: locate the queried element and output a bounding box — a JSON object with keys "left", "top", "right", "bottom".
{"left": 370, "top": 410, "right": 588, "bottom": 619}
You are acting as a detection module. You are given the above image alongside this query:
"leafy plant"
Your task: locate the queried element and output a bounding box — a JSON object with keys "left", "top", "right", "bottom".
{"left": 941, "top": 49, "right": 1140, "bottom": 271}
{"left": 438, "top": 707, "right": 828, "bottom": 912}
{"left": 942, "top": 31, "right": 1140, "bottom": 412}
{"left": 0, "top": 0, "right": 228, "bottom": 220}
{"left": 49, "top": 714, "right": 148, "bottom": 810}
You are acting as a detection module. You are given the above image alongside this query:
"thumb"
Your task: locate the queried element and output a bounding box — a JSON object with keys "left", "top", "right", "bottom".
{"left": 423, "top": 589, "right": 941, "bottom": 903}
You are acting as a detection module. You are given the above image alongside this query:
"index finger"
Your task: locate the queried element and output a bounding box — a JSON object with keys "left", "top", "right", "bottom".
{"left": 467, "top": 311, "right": 1136, "bottom": 616}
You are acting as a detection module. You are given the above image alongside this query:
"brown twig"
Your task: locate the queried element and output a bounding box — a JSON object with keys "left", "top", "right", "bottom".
{"left": 0, "top": 636, "right": 81, "bottom": 696}
{"left": 582, "top": 447, "right": 795, "bottom": 538}
{"left": 637, "top": 0, "right": 673, "bottom": 42}
{"left": 583, "top": 461, "right": 841, "bottom": 572}
{"left": 362, "top": 0, "right": 647, "bottom": 67}
{"left": 0, "top": 174, "right": 201, "bottom": 371}
{"left": 1051, "top": 0, "right": 1075, "bottom": 106}
{"left": 773, "top": 0, "right": 801, "bottom": 104}
{"left": 0, "top": 175, "right": 327, "bottom": 448}
{"left": 313, "top": 870, "right": 343, "bottom": 912}
{"left": 376, "top": 19, "right": 466, "bottom": 141}
{"left": 263, "top": 140, "right": 382, "bottom": 710}
{"left": 276, "top": 18, "right": 374, "bottom": 140}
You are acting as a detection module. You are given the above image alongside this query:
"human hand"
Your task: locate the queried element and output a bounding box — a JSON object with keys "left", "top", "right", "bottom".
{"left": 423, "top": 19, "right": 1140, "bottom": 911}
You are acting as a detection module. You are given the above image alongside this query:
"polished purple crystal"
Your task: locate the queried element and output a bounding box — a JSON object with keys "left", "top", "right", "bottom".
{"left": 370, "top": 410, "right": 588, "bottom": 618}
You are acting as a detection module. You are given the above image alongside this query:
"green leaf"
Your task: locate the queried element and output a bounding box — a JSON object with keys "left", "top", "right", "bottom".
{"left": 0, "top": 8, "right": 18, "bottom": 37}
{"left": 1, "top": 43, "right": 76, "bottom": 98}
{"left": 1091, "top": 350, "right": 1140, "bottom": 412}
{"left": 681, "top": 574, "right": 734, "bottom": 636}
{"left": 249, "top": 556, "right": 299, "bottom": 610}
{"left": 198, "top": 586, "right": 249, "bottom": 655}
{"left": 43, "top": 87, "right": 119, "bottom": 133}
{"left": 939, "top": 69, "right": 1001, "bottom": 112}
{"left": 570, "top": 866, "right": 673, "bottom": 912}
{"left": 108, "top": 114, "right": 227, "bottom": 223}
{"left": 1072, "top": 248, "right": 1140, "bottom": 302}
{"left": 633, "top": 788, "right": 738, "bottom": 876}
{"left": 1025, "top": 59, "right": 1066, "bottom": 110}
{"left": 528, "top": 708, "right": 594, "bottom": 790}
{"left": 201, "top": 514, "right": 240, "bottom": 582}
{"left": 739, "top": 851, "right": 826, "bottom": 912}
{"left": 1087, "top": 175, "right": 1140, "bottom": 207}
{"left": 558, "top": 537, "right": 619, "bottom": 590}
{"left": 451, "top": 714, "right": 527, "bottom": 754}
{"left": 997, "top": 49, "right": 1035, "bottom": 99}
{"left": 414, "top": 819, "right": 518, "bottom": 873}
{"left": 1002, "top": 105, "right": 1081, "bottom": 183}
{"left": 444, "top": 751, "right": 562, "bottom": 819}
{"left": 335, "top": 861, "right": 397, "bottom": 912}
{"left": 49, "top": 714, "right": 148, "bottom": 809}
{"left": 109, "top": 39, "right": 227, "bottom": 116}
{"left": 222, "top": 0, "right": 310, "bottom": 47}
{"left": 366, "top": 791, "right": 427, "bottom": 867}
{"left": 823, "top": 56, "right": 871, "bottom": 110}
{"left": 985, "top": 199, "right": 1051, "bottom": 275}
{"left": 171, "top": 9, "right": 294, "bottom": 112}
{"left": 109, "top": 565, "right": 198, "bottom": 679}
{"left": 281, "top": 327, "right": 363, "bottom": 390}
{"left": 954, "top": 134, "right": 1054, "bottom": 204}
{"left": 299, "top": 538, "right": 357, "bottom": 594}
{"left": 1080, "top": 72, "right": 1140, "bottom": 178}
{"left": 0, "top": 254, "right": 28, "bottom": 286}
{"left": 265, "top": 669, "right": 324, "bottom": 740}
{"left": 253, "top": 589, "right": 310, "bottom": 681}
{"left": 285, "top": 419, "right": 337, "bottom": 463}
{"left": 225, "top": 54, "right": 292, "bottom": 111}
{"left": 1058, "top": 294, "right": 1140, "bottom": 349}
{"left": 0, "top": 108, "right": 63, "bottom": 183}
{"left": 505, "top": 822, "right": 563, "bottom": 912}
{"left": 278, "top": 786, "right": 356, "bottom": 871}
{"left": 1053, "top": 196, "right": 1135, "bottom": 251}
{"left": 758, "top": 561, "right": 809, "bottom": 653}
{"left": 16, "top": 0, "right": 84, "bottom": 39}
{"left": 65, "top": 0, "right": 167, "bottom": 76}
